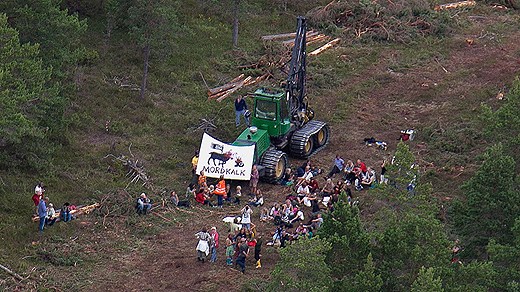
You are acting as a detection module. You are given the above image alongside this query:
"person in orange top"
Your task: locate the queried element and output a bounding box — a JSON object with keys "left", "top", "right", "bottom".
{"left": 198, "top": 170, "right": 207, "bottom": 189}
{"left": 213, "top": 175, "right": 227, "bottom": 208}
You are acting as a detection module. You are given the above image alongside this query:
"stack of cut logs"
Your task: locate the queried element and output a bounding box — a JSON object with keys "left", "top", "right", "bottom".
{"left": 207, "top": 73, "right": 270, "bottom": 101}
{"left": 207, "top": 30, "right": 341, "bottom": 102}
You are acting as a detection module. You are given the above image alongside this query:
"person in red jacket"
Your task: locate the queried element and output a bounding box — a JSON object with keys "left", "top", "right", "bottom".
{"left": 195, "top": 188, "right": 214, "bottom": 207}
{"left": 213, "top": 175, "right": 227, "bottom": 208}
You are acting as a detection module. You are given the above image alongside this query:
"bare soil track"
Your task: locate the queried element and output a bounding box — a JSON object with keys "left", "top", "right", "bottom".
{"left": 92, "top": 29, "right": 520, "bottom": 291}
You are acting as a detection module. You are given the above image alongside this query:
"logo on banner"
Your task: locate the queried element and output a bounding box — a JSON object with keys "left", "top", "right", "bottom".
{"left": 196, "top": 133, "right": 255, "bottom": 180}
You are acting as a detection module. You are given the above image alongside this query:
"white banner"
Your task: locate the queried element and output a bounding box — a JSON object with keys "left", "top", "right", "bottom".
{"left": 196, "top": 133, "right": 255, "bottom": 180}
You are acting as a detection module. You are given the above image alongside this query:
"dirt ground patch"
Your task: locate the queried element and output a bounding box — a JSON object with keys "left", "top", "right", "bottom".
{"left": 90, "top": 25, "right": 520, "bottom": 292}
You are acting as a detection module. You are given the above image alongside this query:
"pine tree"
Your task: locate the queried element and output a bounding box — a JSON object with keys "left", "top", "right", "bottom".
{"left": 452, "top": 144, "right": 519, "bottom": 256}
{"left": 0, "top": 14, "right": 61, "bottom": 169}
{"left": 349, "top": 253, "right": 384, "bottom": 292}
{"left": 411, "top": 267, "right": 444, "bottom": 292}
{"left": 269, "top": 238, "right": 332, "bottom": 292}
{"left": 319, "top": 192, "right": 370, "bottom": 277}
{"left": 127, "top": 0, "right": 179, "bottom": 99}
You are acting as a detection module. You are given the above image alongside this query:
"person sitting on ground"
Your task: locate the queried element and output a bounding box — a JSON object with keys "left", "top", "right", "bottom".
{"left": 356, "top": 167, "right": 376, "bottom": 191}
{"left": 296, "top": 182, "right": 310, "bottom": 205}
{"left": 326, "top": 154, "right": 345, "bottom": 179}
{"left": 259, "top": 207, "right": 273, "bottom": 222}
{"left": 308, "top": 178, "right": 319, "bottom": 193}
{"left": 295, "top": 165, "right": 314, "bottom": 187}
{"left": 270, "top": 203, "right": 281, "bottom": 225}
{"left": 321, "top": 178, "right": 334, "bottom": 197}
{"left": 186, "top": 183, "right": 197, "bottom": 200}
{"left": 136, "top": 193, "right": 152, "bottom": 215}
{"left": 303, "top": 193, "right": 318, "bottom": 208}
{"left": 289, "top": 206, "right": 304, "bottom": 225}
{"left": 46, "top": 203, "right": 57, "bottom": 226}
{"left": 281, "top": 168, "right": 295, "bottom": 186}
{"left": 249, "top": 190, "right": 264, "bottom": 207}
{"left": 61, "top": 202, "right": 72, "bottom": 222}
{"left": 170, "top": 191, "right": 179, "bottom": 207}
{"left": 306, "top": 213, "right": 324, "bottom": 230}
{"left": 343, "top": 160, "right": 356, "bottom": 184}
{"left": 195, "top": 188, "right": 214, "bottom": 207}
{"left": 233, "top": 185, "right": 242, "bottom": 205}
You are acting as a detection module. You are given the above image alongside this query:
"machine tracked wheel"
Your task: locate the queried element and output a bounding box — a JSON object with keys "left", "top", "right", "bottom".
{"left": 260, "top": 149, "right": 288, "bottom": 183}
{"left": 314, "top": 123, "right": 330, "bottom": 147}
{"left": 290, "top": 120, "right": 329, "bottom": 158}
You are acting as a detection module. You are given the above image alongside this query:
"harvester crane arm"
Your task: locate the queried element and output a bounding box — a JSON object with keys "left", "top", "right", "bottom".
{"left": 286, "top": 16, "right": 308, "bottom": 124}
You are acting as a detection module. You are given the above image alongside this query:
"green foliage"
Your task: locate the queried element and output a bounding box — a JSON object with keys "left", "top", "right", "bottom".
{"left": 411, "top": 267, "right": 444, "bottom": 292}
{"left": 127, "top": 0, "right": 179, "bottom": 50}
{"left": 481, "top": 77, "right": 520, "bottom": 164}
{"left": 444, "top": 261, "right": 497, "bottom": 292}
{"left": 487, "top": 218, "right": 520, "bottom": 290}
{"left": 374, "top": 213, "right": 451, "bottom": 290}
{"left": 349, "top": 253, "right": 384, "bottom": 292}
{"left": 319, "top": 193, "right": 370, "bottom": 276}
{"left": 1, "top": 0, "right": 88, "bottom": 79}
{"left": 307, "top": 0, "right": 454, "bottom": 43}
{"left": 0, "top": 14, "right": 62, "bottom": 169}
{"left": 269, "top": 238, "right": 332, "bottom": 292}
{"left": 452, "top": 144, "right": 519, "bottom": 256}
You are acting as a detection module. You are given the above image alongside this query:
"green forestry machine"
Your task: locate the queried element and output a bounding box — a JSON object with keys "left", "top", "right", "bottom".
{"left": 232, "top": 16, "right": 330, "bottom": 183}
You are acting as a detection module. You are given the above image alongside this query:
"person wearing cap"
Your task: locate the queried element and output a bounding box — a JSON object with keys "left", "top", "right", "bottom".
{"left": 209, "top": 227, "right": 219, "bottom": 263}
{"left": 46, "top": 203, "right": 57, "bottom": 226}
{"left": 235, "top": 237, "right": 249, "bottom": 273}
{"left": 136, "top": 193, "right": 152, "bottom": 215}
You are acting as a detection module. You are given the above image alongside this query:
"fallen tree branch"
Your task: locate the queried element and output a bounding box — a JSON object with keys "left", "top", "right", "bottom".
{"left": 0, "top": 263, "right": 25, "bottom": 282}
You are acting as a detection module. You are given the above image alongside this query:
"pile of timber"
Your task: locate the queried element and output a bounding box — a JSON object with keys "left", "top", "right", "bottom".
{"left": 207, "top": 30, "right": 340, "bottom": 102}
{"left": 262, "top": 30, "right": 341, "bottom": 55}
{"left": 32, "top": 202, "right": 100, "bottom": 222}
{"left": 434, "top": 0, "right": 476, "bottom": 11}
{"left": 207, "top": 73, "right": 269, "bottom": 102}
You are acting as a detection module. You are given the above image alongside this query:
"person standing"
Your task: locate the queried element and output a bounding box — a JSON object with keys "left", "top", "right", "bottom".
{"left": 196, "top": 228, "right": 211, "bottom": 262}
{"left": 38, "top": 197, "right": 48, "bottom": 232}
{"left": 241, "top": 205, "right": 252, "bottom": 230}
{"left": 225, "top": 233, "right": 235, "bottom": 266}
{"left": 213, "top": 175, "right": 227, "bottom": 208}
{"left": 250, "top": 165, "right": 259, "bottom": 195}
{"left": 191, "top": 151, "right": 199, "bottom": 184}
{"left": 209, "top": 227, "right": 219, "bottom": 263}
{"left": 234, "top": 95, "right": 249, "bottom": 127}
{"left": 236, "top": 237, "right": 249, "bottom": 273}
{"left": 254, "top": 236, "right": 262, "bottom": 269}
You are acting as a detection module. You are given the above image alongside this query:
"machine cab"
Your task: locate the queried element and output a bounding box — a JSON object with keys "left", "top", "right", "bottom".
{"left": 251, "top": 88, "right": 291, "bottom": 138}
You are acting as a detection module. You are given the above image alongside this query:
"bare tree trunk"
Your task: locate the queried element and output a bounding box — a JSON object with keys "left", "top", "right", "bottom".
{"left": 232, "top": 0, "right": 240, "bottom": 48}
{"left": 140, "top": 44, "right": 150, "bottom": 99}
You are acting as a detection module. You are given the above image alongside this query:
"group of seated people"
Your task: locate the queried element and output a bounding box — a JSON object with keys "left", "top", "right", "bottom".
{"left": 327, "top": 156, "right": 379, "bottom": 191}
